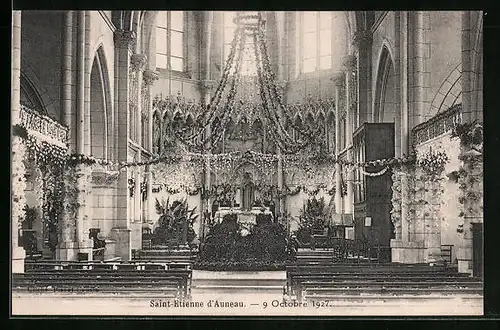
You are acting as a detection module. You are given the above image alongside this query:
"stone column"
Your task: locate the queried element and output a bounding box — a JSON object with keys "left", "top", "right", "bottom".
{"left": 342, "top": 55, "right": 356, "bottom": 215}
{"left": 353, "top": 31, "right": 373, "bottom": 125}
{"left": 276, "top": 81, "right": 287, "bottom": 217}
{"left": 131, "top": 54, "right": 147, "bottom": 227}
{"left": 77, "top": 11, "right": 86, "bottom": 155}
{"left": 57, "top": 11, "right": 79, "bottom": 260}
{"left": 11, "top": 10, "right": 26, "bottom": 273}
{"left": 143, "top": 70, "right": 158, "bottom": 225}
{"left": 461, "top": 11, "right": 475, "bottom": 124}
{"left": 400, "top": 12, "right": 410, "bottom": 242}
{"left": 61, "top": 11, "right": 75, "bottom": 151}
{"left": 457, "top": 146, "right": 483, "bottom": 275}
{"left": 390, "top": 12, "right": 425, "bottom": 264}
{"left": 200, "top": 80, "right": 215, "bottom": 240}
{"left": 199, "top": 11, "right": 214, "bottom": 241}
{"left": 111, "top": 29, "right": 136, "bottom": 260}
{"left": 333, "top": 72, "right": 344, "bottom": 214}
{"left": 75, "top": 164, "right": 93, "bottom": 259}
{"left": 410, "top": 11, "right": 431, "bottom": 128}
{"left": 424, "top": 177, "right": 444, "bottom": 263}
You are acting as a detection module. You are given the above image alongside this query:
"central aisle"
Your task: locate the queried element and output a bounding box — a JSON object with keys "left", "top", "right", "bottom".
{"left": 190, "top": 270, "right": 286, "bottom": 303}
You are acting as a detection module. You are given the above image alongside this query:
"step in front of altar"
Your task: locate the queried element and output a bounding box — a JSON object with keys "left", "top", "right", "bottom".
{"left": 191, "top": 270, "right": 287, "bottom": 296}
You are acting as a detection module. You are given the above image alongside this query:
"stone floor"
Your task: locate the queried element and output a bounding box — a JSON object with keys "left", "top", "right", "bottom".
{"left": 11, "top": 270, "right": 483, "bottom": 316}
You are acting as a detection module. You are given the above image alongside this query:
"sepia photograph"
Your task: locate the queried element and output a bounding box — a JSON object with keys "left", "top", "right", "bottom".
{"left": 10, "top": 10, "right": 483, "bottom": 316}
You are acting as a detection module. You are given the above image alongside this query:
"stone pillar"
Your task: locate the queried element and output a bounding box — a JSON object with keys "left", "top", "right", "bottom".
{"left": 131, "top": 54, "right": 147, "bottom": 227}
{"left": 353, "top": 31, "right": 373, "bottom": 126}
{"left": 333, "top": 73, "right": 344, "bottom": 214}
{"left": 11, "top": 10, "right": 26, "bottom": 273}
{"left": 342, "top": 55, "right": 356, "bottom": 215}
{"left": 410, "top": 11, "right": 431, "bottom": 127}
{"left": 76, "top": 164, "right": 94, "bottom": 259}
{"left": 457, "top": 148, "right": 483, "bottom": 275}
{"left": 61, "top": 11, "right": 75, "bottom": 152}
{"left": 143, "top": 70, "right": 158, "bottom": 225}
{"left": 57, "top": 11, "right": 79, "bottom": 261}
{"left": 424, "top": 178, "right": 443, "bottom": 263}
{"left": 200, "top": 80, "right": 215, "bottom": 240}
{"left": 276, "top": 81, "right": 287, "bottom": 217}
{"left": 112, "top": 29, "right": 136, "bottom": 260}
{"left": 461, "top": 11, "right": 475, "bottom": 123}
{"left": 199, "top": 11, "right": 214, "bottom": 241}
{"left": 390, "top": 12, "right": 425, "bottom": 264}
{"left": 77, "top": 11, "right": 86, "bottom": 155}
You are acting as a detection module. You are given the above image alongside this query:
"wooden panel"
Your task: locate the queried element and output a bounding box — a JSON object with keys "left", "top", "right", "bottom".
{"left": 353, "top": 123, "right": 395, "bottom": 247}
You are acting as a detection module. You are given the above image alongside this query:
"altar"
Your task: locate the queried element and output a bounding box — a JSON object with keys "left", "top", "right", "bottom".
{"left": 214, "top": 207, "right": 273, "bottom": 225}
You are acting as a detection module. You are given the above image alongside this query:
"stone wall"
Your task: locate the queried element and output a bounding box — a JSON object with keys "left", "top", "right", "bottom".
{"left": 415, "top": 133, "right": 461, "bottom": 261}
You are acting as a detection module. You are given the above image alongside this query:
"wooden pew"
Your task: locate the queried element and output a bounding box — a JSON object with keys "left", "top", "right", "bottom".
{"left": 19, "top": 260, "right": 193, "bottom": 300}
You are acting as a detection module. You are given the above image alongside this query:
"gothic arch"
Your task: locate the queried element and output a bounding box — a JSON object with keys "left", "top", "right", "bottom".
{"left": 472, "top": 15, "right": 483, "bottom": 116}
{"left": 373, "top": 45, "right": 401, "bottom": 156}
{"left": 20, "top": 72, "right": 48, "bottom": 116}
{"left": 19, "top": 61, "right": 58, "bottom": 120}
{"left": 89, "top": 46, "right": 113, "bottom": 160}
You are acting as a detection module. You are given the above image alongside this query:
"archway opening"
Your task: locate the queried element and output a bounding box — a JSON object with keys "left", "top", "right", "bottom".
{"left": 90, "top": 55, "right": 108, "bottom": 160}
{"left": 375, "top": 47, "right": 400, "bottom": 157}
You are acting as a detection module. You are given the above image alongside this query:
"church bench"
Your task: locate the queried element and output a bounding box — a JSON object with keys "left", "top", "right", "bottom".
{"left": 16, "top": 266, "right": 193, "bottom": 300}
{"left": 303, "top": 286, "right": 484, "bottom": 298}
{"left": 24, "top": 260, "right": 192, "bottom": 271}
{"left": 285, "top": 264, "right": 474, "bottom": 300}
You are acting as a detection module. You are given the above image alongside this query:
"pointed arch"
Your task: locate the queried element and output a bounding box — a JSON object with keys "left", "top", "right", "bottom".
{"left": 373, "top": 45, "right": 401, "bottom": 157}
{"left": 20, "top": 72, "right": 48, "bottom": 115}
{"left": 90, "top": 46, "right": 113, "bottom": 160}
{"left": 19, "top": 62, "right": 58, "bottom": 120}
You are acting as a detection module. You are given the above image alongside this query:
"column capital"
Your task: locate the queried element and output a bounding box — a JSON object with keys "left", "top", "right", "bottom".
{"left": 341, "top": 54, "right": 357, "bottom": 72}
{"left": 352, "top": 30, "right": 373, "bottom": 49}
{"left": 114, "top": 29, "right": 136, "bottom": 49}
{"left": 143, "top": 70, "right": 159, "bottom": 86}
{"left": 331, "top": 72, "right": 345, "bottom": 87}
{"left": 200, "top": 80, "right": 217, "bottom": 92}
{"left": 131, "top": 54, "right": 147, "bottom": 72}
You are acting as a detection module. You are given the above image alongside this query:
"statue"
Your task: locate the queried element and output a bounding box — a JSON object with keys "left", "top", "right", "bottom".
{"left": 240, "top": 172, "right": 255, "bottom": 211}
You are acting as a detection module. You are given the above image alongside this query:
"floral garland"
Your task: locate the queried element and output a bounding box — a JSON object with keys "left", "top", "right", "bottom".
{"left": 13, "top": 124, "right": 67, "bottom": 167}
{"left": 359, "top": 166, "right": 390, "bottom": 177}
{"left": 12, "top": 134, "right": 27, "bottom": 231}
{"left": 390, "top": 169, "right": 402, "bottom": 235}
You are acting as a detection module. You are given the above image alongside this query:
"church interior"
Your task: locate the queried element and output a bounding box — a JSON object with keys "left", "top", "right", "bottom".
{"left": 11, "top": 11, "right": 484, "bottom": 315}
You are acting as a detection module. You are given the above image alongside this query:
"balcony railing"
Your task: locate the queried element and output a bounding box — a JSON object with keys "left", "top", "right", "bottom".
{"left": 19, "top": 105, "right": 68, "bottom": 147}
{"left": 412, "top": 103, "right": 462, "bottom": 146}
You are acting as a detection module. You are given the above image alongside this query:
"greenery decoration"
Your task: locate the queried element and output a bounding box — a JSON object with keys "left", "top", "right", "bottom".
{"left": 417, "top": 149, "right": 449, "bottom": 176}
{"left": 197, "top": 214, "right": 293, "bottom": 266}
{"left": 294, "top": 197, "right": 327, "bottom": 245}
{"left": 452, "top": 121, "right": 483, "bottom": 150}
{"left": 152, "top": 198, "right": 198, "bottom": 246}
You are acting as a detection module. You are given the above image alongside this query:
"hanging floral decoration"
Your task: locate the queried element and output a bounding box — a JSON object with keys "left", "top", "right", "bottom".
{"left": 417, "top": 149, "right": 449, "bottom": 176}
{"left": 452, "top": 121, "right": 483, "bottom": 235}
{"left": 12, "top": 118, "right": 69, "bottom": 252}
{"left": 359, "top": 166, "right": 390, "bottom": 177}
{"left": 451, "top": 121, "right": 483, "bottom": 152}
{"left": 390, "top": 169, "right": 402, "bottom": 234}
{"left": 12, "top": 124, "right": 67, "bottom": 167}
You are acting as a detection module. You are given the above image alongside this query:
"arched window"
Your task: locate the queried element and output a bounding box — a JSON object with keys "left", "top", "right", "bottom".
{"left": 298, "top": 12, "right": 333, "bottom": 73}
{"left": 223, "top": 11, "right": 258, "bottom": 76}
{"left": 156, "top": 11, "right": 185, "bottom": 71}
